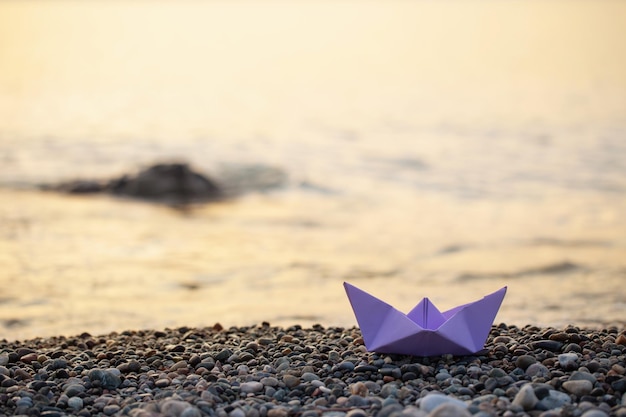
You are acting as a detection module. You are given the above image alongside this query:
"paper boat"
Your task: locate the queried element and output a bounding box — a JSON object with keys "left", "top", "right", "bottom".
{"left": 344, "top": 282, "right": 507, "bottom": 356}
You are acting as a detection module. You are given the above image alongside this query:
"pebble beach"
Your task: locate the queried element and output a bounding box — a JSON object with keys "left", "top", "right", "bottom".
{"left": 2, "top": 1, "right": 626, "bottom": 416}
{"left": 1, "top": 323, "right": 625, "bottom": 417}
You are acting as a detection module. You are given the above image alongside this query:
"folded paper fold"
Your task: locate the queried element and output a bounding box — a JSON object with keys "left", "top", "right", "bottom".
{"left": 344, "top": 282, "right": 507, "bottom": 356}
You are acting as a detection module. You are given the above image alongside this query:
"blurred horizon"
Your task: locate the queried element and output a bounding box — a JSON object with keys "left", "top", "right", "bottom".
{"left": 1, "top": 0, "right": 625, "bottom": 340}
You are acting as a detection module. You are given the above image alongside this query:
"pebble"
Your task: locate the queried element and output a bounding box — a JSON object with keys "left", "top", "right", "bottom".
{"left": 562, "top": 380, "right": 593, "bottom": 396}
{"left": 512, "top": 384, "right": 538, "bottom": 410}
{"left": 282, "top": 374, "right": 300, "bottom": 388}
{"left": 558, "top": 353, "right": 579, "bottom": 370}
{"left": 570, "top": 371, "right": 597, "bottom": 384}
{"left": 67, "top": 396, "right": 83, "bottom": 410}
{"left": 64, "top": 383, "right": 86, "bottom": 397}
{"left": 103, "top": 404, "right": 120, "bottom": 415}
{"left": 538, "top": 390, "right": 572, "bottom": 410}
{"left": 419, "top": 393, "right": 467, "bottom": 412}
{"left": 581, "top": 410, "right": 609, "bottom": 417}
{"left": 526, "top": 363, "right": 550, "bottom": 379}
{"left": 240, "top": 381, "right": 264, "bottom": 393}
{"left": 428, "top": 403, "right": 471, "bottom": 417}
{"left": 0, "top": 324, "right": 623, "bottom": 417}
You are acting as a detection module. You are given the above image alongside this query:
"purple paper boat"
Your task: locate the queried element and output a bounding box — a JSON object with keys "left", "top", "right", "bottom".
{"left": 344, "top": 282, "right": 507, "bottom": 356}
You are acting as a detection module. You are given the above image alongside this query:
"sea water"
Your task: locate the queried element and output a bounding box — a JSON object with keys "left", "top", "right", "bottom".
{"left": 1, "top": 0, "right": 625, "bottom": 341}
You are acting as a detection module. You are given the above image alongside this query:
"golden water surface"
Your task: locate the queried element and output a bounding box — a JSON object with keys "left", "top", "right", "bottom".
{"left": 1, "top": 0, "right": 625, "bottom": 341}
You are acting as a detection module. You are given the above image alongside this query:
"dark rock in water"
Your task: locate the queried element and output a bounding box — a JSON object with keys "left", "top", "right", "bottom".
{"left": 107, "top": 163, "right": 221, "bottom": 203}
{"left": 45, "top": 163, "right": 222, "bottom": 205}
{"left": 54, "top": 180, "right": 106, "bottom": 194}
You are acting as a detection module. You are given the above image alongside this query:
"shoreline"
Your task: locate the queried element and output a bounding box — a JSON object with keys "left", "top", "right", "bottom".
{"left": 1, "top": 323, "right": 625, "bottom": 417}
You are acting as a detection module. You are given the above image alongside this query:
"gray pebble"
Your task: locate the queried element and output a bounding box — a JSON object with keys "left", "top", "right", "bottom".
{"left": 338, "top": 361, "right": 355, "bottom": 371}
{"left": 161, "top": 399, "right": 192, "bottom": 417}
{"left": 301, "top": 372, "right": 319, "bottom": 381}
{"left": 230, "top": 408, "right": 247, "bottom": 417}
{"left": 526, "top": 363, "right": 550, "bottom": 379}
{"left": 181, "top": 407, "right": 203, "bottom": 417}
{"left": 538, "top": 390, "right": 572, "bottom": 410}
{"left": 580, "top": 410, "right": 609, "bottom": 417}
{"left": 260, "top": 377, "right": 279, "bottom": 387}
{"left": 67, "top": 396, "right": 83, "bottom": 410}
{"left": 558, "top": 353, "right": 579, "bottom": 371}
{"left": 103, "top": 404, "right": 120, "bottom": 415}
{"left": 64, "top": 383, "right": 86, "bottom": 397}
{"left": 323, "top": 413, "right": 347, "bottom": 417}
{"left": 346, "top": 409, "right": 369, "bottom": 417}
{"left": 378, "top": 403, "right": 403, "bottom": 417}
{"left": 16, "top": 397, "right": 33, "bottom": 407}
{"left": 512, "top": 384, "right": 538, "bottom": 411}
{"left": 240, "top": 381, "right": 264, "bottom": 393}
{"left": 399, "top": 406, "right": 427, "bottom": 417}
{"left": 570, "top": 371, "right": 597, "bottom": 384}
{"left": 420, "top": 393, "right": 467, "bottom": 413}
{"left": 428, "top": 403, "right": 471, "bottom": 417}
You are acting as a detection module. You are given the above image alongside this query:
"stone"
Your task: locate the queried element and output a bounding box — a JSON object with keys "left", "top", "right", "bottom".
{"left": 240, "top": 381, "right": 264, "bottom": 394}
{"left": 267, "top": 408, "right": 289, "bottom": 417}
{"left": 512, "top": 384, "right": 538, "bottom": 411}
{"left": 531, "top": 340, "right": 564, "bottom": 351}
{"left": 558, "top": 353, "right": 579, "bottom": 371}
{"left": 538, "top": 390, "right": 571, "bottom": 410}
{"left": 350, "top": 382, "right": 368, "bottom": 397}
{"left": 526, "top": 363, "right": 550, "bottom": 379}
{"left": 570, "top": 371, "right": 596, "bottom": 384}
{"left": 346, "top": 409, "right": 369, "bottom": 417}
{"left": 64, "top": 383, "right": 86, "bottom": 397}
{"left": 301, "top": 372, "right": 320, "bottom": 381}
{"left": 215, "top": 349, "right": 234, "bottom": 362}
{"left": 563, "top": 380, "right": 593, "bottom": 396}
{"left": 428, "top": 403, "right": 472, "bottom": 417}
{"left": 581, "top": 410, "right": 609, "bottom": 417}
{"left": 109, "top": 163, "right": 222, "bottom": 203}
{"left": 282, "top": 375, "right": 300, "bottom": 388}
{"left": 229, "top": 408, "right": 246, "bottom": 417}
{"left": 181, "top": 408, "right": 203, "bottom": 417}
{"left": 67, "top": 397, "right": 83, "bottom": 411}
{"left": 419, "top": 393, "right": 467, "bottom": 413}
{"left": 161, "top": 399, "right": 192, "bottom": 417}
{"left": 261, "top": 377, "right": 279, "bottom": 387}
{"left": 19, "top": 352, "right": 38, "bottom": 364}
{"left": 103, "top": 404, "right": 120, "bottom": 415}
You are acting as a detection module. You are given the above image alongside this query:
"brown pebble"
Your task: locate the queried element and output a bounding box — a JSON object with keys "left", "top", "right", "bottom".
{"left": 350, "top": 381, "right": 368, "bottom": 396}
{"left": 616, "top": 334, "right": 626, "bottom": 346}
{"left": 282, "top": 374, "right": 300, "bottom": 388}
{"left": 267, "top": 408, "right": 289, "bottom": 417}
{"left": 170, "top": 360, "right": 188, "bottom": 371}
{"left": 549, "top": 332, "right": 569, "bottom": 342}
{"left": 19, "top": 353, "right": 38, "bottom": 364}
{"left": 13, "top": 368, "right": 32, "bottom": 380}
{"left": 213, "top": 323, "right": 224, "bottom": 331}
{"left": 383, "top": 376, "right": 395, "bottom": 383}
{"left": 353, "top": 337, "right": 364, "bottom": 346}
{"left": 611, "top": 364, "right": 625, "bottom": 375}
{"left": 155, "top": 378, "right": 171, "bottom": 388}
